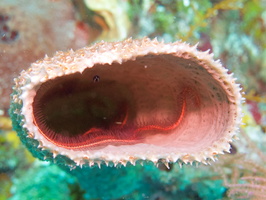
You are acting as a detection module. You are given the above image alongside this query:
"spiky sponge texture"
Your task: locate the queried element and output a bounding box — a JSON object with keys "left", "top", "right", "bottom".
{"left": 10, "top": 38, "right": 243, "bottom": 168}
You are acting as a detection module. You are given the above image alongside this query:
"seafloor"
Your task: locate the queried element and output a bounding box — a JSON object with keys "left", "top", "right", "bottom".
{"left": 0, "top": 0, "right": 266, "bottom": 199}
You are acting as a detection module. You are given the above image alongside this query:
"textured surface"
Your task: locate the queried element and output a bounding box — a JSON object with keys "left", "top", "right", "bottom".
{"left": 10, "top": 38, "right": 243, "bottom": 168}
{"left": 0, "top": 0, "right": 89, "bottom": 113}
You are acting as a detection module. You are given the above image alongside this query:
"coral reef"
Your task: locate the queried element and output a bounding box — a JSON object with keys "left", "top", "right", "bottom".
{"left": 0, "top": 0, "right": 89, "bottom": 114}
{"left": 1, "top": 0, "right": 266, "bottom": 199}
